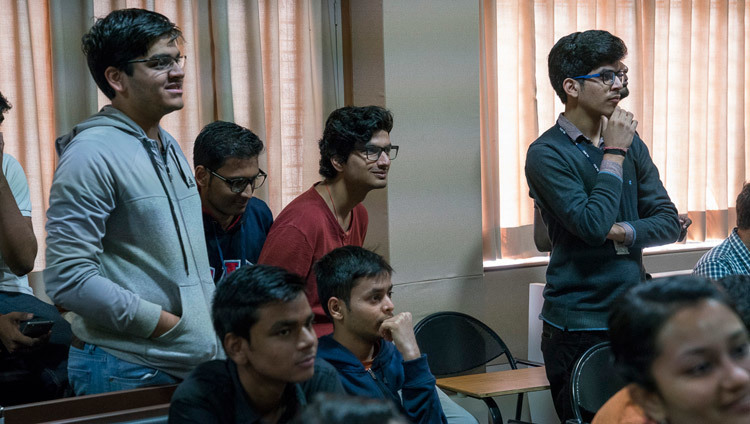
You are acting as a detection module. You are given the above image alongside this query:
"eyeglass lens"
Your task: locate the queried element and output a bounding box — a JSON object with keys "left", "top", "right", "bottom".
{"left": 364, "top": 146, "right": 399, "bottom": 161}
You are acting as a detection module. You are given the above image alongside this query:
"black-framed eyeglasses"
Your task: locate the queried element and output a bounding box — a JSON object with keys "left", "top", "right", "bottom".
{"left": 209, "top": 168, "right": 267, "bottom": 194}
{"left": 571, "top": 69, "right": 627, "bottom": 87}
{"left": 359, "top": 145, "right": 399, "bottom": 161}
{"left": 126, "top": 55, "right": 187, "bottom": 72}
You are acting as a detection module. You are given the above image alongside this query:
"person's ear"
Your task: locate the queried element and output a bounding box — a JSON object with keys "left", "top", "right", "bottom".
{"left": 328, "top": 297, "right": 345, "bottom": 321}
{"left": 630, "top": 384, "right": 667, "bottom": 423}
{"left": 104, "top": 66, "right": 126, "bottom": 97}
{"left": 195, "top": 165, "right": 209, "bottom": 188}
{"left": 223, "top": 332, "right": 249, "bottom": 365}
{"left": 563, "top": 78, "right": 580, "bottom": 101}
{"left": 331, "top": 155, "right": 344, "bottom": 173}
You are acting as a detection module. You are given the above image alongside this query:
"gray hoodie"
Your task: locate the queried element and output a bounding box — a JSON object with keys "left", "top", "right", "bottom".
{"left": 45, "top": 106, "right": 220, "bottom": 378}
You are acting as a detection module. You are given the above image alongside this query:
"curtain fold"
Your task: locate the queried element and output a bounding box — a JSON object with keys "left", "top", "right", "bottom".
{"left": 482, "top": 0, "right": 750, "bottom": 260}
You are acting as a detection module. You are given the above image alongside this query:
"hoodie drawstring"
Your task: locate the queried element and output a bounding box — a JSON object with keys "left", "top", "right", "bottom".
{"left": 141, "top": 139, "right": 190, "bottom": 275}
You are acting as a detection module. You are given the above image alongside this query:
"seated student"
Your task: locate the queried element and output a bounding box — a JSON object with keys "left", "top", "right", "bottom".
{"left": 594, "top": 276, "right": 750, "bottom": 424}
{"left": 193, "top": 121, "right": 273, "bottom": 283}
{"left": 259, "top": 106, "right": 396, "bottom": 336}
{"left": 169, "top": 265, "right": 343, "bottom": 424}
{"left": 0, "top": 91, "right": 71, "bottom": 405}
{"left": 315, "top": 245, "right": 449, "bottom": 424}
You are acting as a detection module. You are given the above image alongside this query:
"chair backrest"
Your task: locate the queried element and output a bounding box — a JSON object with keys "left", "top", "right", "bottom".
{"left": 570, "top": 342, "right": 627, "bottom": 421}
{"left": 414, "top": 311, "right": 516, "bottom": 377}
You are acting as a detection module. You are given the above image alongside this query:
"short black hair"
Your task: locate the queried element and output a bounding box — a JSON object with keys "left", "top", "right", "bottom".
{"left": 718, "top": 274, "right": 750, "bottom": 328}
{"left": 82, "top": 8, "right": 182, "bottom": 99}
{"left": 212, "top": 265, "right": 305, "bottom": 346}
{"left": 315, "top": 246, "right": 393, "bottom": 318}
{"left": 292, "top": 393, "right": 408, "bottom": 424}
{"left": 736, "top": 183, "right": 750, "bottom": 230}
{"left": 609, "top": 275, "right": 735, "bottom": 391}
{"left": 193, "top": 121, "right": 264, "bottom": 170}
{"left": 0, "top": 91, "right": 10, "bottom": 126}
{"left": 318, "top": 106, "right": 393, "bottom": 179}
{"left": 548, "top": 30, "right": 627, "bottom": 103}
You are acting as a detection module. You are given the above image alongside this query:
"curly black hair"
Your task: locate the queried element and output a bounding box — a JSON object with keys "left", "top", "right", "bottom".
{"left": 318, "top": 106, "right": 393, "bottom": 179}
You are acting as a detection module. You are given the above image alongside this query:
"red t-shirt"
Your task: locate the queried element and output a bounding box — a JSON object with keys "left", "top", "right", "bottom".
{"left": 258, "top": 184, "right": 368, "bottom": 336}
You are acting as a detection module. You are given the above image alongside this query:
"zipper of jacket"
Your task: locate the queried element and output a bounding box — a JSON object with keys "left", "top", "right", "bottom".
{"left": 142, "top": 138, "right": 190, "bottom": 275}
{"left": 367, "top": 368, "right": 399, "bottom": 404}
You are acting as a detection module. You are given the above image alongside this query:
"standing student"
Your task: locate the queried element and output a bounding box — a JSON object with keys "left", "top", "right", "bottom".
{"left": 45, "top": 8, "right": 219, "bottom": 395}
{"left": 259, "top": 106, "right": 397, "bottom": 336}
{"left": 525, "top": 30, "right": 680, "bottom": 422}
{"left": 193, "top": 121, "right": 273, "bottom": 283}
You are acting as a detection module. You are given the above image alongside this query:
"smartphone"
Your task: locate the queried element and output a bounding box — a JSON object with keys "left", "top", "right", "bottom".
{"left": 20, "top": 319, "right": 54, "bottom": 338}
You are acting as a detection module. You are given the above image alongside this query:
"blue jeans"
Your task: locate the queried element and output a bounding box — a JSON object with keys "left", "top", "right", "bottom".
{"left": 68, "top": 343, "right": 179, "bottom": 395}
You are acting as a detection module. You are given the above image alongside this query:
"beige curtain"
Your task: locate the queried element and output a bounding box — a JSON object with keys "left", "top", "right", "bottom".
{"left": 0, "top": 0, "right": 334, "bottom": 269}
{"left": 482, "top": 0, "right": 750, "bottom": 260}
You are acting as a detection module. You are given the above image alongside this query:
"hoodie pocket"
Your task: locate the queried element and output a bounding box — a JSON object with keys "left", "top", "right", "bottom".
{"left": 144, "top": 284, "right": 218, "bottom": 366}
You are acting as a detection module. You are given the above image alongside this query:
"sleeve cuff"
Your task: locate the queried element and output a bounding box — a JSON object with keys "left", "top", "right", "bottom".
{"left": 599, "top": 159, "right": 623, "bottom": 181}
{"left": 131, "top": 298, "right": 163, "bottom": 338}
{"left": 619, "top": 221, "right": 636, "bottom": 246}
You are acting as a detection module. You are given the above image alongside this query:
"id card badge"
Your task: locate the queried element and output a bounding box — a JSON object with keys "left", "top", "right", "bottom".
{"left": 614, "top": 241, "right": 630, "bottom": 255}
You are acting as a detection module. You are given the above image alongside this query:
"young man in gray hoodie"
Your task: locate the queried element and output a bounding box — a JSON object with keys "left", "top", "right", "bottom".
{"left": 44, "top": 8, "right": 220, "bottom": 395}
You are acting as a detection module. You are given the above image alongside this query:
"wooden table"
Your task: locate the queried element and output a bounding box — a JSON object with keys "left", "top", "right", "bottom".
{"left": 437, "top": 366, "right": 550, "bottom": 398}
{"left": 436, "top": 366, "right": 550, "bottom": 424}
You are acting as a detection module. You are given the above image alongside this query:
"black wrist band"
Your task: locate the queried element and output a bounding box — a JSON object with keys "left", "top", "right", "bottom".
{"left": 603, "top": 147, "right": 627, "bottom": 157}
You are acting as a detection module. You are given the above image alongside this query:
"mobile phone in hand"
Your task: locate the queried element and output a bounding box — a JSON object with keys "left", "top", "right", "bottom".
{"left": 20, "top": 319, "right": 54, "bottom": 338}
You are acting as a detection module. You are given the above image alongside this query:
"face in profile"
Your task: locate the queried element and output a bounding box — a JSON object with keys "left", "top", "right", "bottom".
{"left": 337, "top": 275, "right": 394, "bottom": 343}
{"left": 641, "top": 299, "right": 750, "bottom": 424}
{"left": 339, "top": 130, "right": 392, "bottom": 190}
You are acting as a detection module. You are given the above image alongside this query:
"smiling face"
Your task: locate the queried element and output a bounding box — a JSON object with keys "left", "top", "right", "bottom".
{"left": 115, "top": 36, "right": 185, "bottom": 121}
{"left": 236, "top": 293, "right": 317, "bottom": 387}
{"left": 573, "top": 61, "right": 625, "bottom": 118}
{"left": 643, "top": 299, "right": 750, "bottom": 424}
{"left": 198, "top": 156, "right": 260, "bottom": 224}
{"left": 338, "top": 274, "right": 394, "bottom": 344}
{"left": 338, "top": 130, "right": 391, "bottom": 191}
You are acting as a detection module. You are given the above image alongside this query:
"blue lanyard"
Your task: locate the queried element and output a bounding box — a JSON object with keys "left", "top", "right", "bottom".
{"left": 559, "top": 125, "right": 600, "bottom": 173}
{"left": 574, "top": 142, "right": 600, "bottom": 173}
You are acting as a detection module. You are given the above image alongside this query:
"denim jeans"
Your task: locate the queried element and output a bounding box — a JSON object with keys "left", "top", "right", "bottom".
{"left": 68, "top": 343, "right": 179, "bottom": 395}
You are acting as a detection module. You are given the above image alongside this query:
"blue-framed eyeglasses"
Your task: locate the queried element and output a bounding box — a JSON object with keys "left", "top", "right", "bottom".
{"left": 571, "top": 69, "right": 627, "bottom": 87}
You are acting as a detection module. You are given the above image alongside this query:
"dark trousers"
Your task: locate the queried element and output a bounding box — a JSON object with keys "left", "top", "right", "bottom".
{"left": 541, "top": 321, "right": 608, "bottom": 424}
{"left": 0, "top": 291, "right": 73, "bottom": 405}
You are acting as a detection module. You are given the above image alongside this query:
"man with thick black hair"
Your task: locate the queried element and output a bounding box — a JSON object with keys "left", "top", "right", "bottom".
{"left": 45, "top": 8, "right": 219, "bottom": 395}
{"left": 259, "top": 106, "right": 397, "bottom": 336}
{"left": 525, "top": 30, "right": 680, "bottom": 422}
{"left": 170, "top": 265, "right": 343, "bottom": 423}
{"left": 194, "top": 121, "right": 273, "bottom": 283}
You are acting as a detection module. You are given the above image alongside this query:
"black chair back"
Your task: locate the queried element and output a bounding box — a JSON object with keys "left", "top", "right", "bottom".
{"left": 570, "top": 342, "right": 627, "bottom": 423}
{"left": 414, "top": 311, "right": 518, "bottom": 377}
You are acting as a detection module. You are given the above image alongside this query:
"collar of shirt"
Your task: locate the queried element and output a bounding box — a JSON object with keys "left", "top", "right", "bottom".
{"left": 557, "top": 113, "right": 604, "bottom": 147}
